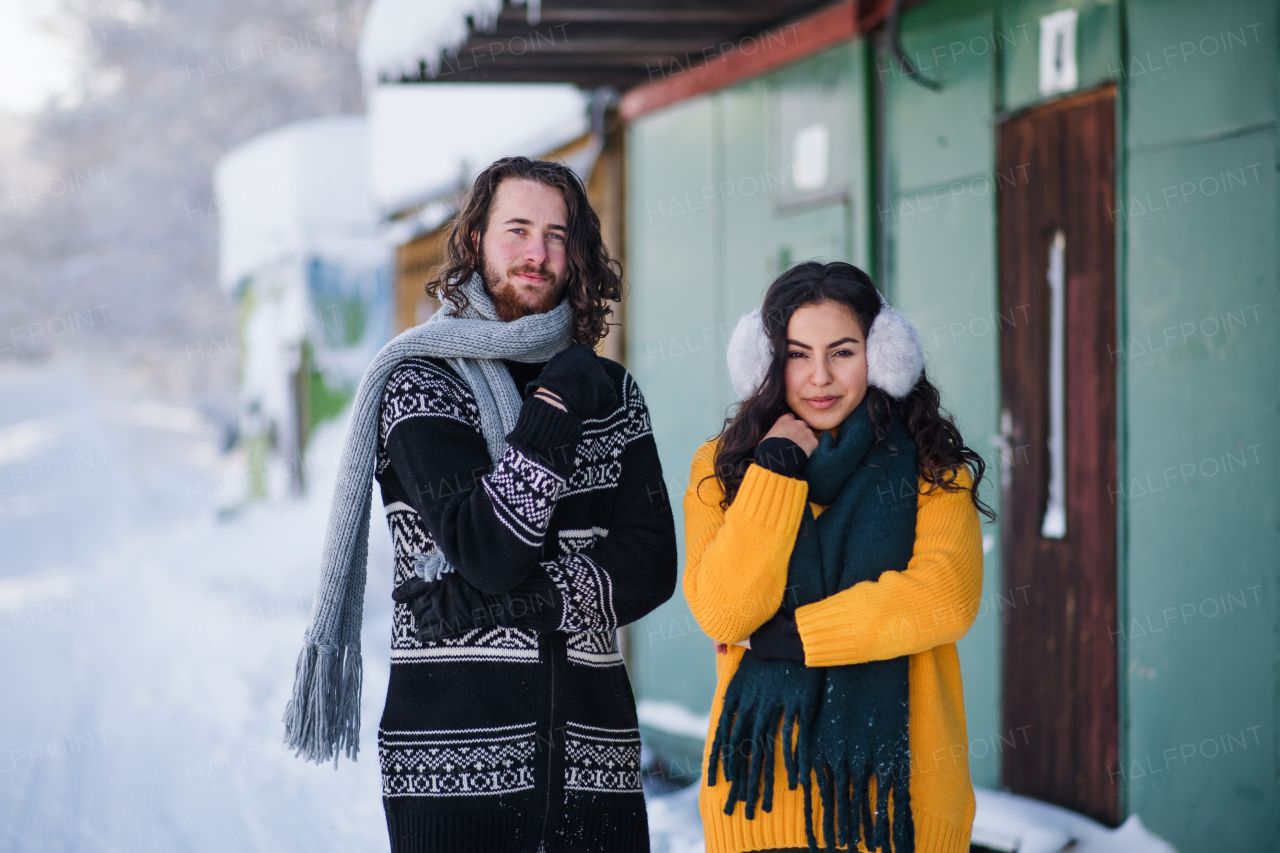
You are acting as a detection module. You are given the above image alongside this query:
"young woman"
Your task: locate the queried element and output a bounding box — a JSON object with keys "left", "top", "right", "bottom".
{"left": 683, "top": 262, "right": 994, "bottom": 853}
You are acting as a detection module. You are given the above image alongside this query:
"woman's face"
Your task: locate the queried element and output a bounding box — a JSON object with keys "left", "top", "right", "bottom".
{"left": 783, "top": 300, "right": 868, "bottom": 433}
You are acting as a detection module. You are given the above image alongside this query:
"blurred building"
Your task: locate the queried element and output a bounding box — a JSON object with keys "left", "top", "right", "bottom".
{"left": 360, "top": 0, "right": 1279, "bottom": 848}
{"left": 214, "top": 117, "right": 391, "bottom": 499}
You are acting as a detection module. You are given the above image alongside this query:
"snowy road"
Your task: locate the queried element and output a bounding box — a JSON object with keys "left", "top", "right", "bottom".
{"left": 0, "top": 359, "right": 391, "bottom": 851}
{"left": 0, "top": 359, "right": 703, "bottom": 853}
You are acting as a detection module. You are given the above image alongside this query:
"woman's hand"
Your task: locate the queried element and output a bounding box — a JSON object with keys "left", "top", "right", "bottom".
{"left": 713, "top": 639, "right": 752, "bottom": 655}
{"left": 760, "top": 413, "right": 818, "bottom": 457}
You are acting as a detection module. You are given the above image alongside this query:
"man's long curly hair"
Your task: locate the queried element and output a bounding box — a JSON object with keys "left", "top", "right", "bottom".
{"left": 428, "top": 156, "right": 622, "bottom": 348}
{"left": 709, "top": 261, "right": 996, "bottom": 521}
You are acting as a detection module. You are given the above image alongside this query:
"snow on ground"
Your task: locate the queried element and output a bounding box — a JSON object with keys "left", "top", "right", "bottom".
{"left": 646, "top": 781, "right": 703, "bottom": 853}
{"left": 0, "top": 356, "right": 703, "bottom": 852}
{"left": 0, "top": 357, "right": 389, "bottom": 851}
{"left": 973, "top": 789, "right": 1178, "bottom": 853}
{"left": 637, "top": 699, "right": 712, "bottom": 741}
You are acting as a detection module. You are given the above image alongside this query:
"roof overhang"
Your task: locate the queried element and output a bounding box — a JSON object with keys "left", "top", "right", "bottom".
{"left": 620, "top": 0, "right": 873, "bottom": 119}
{"left": 369, "top": 0, "right": 867, "bottom": 89}
{"left": 366, "top": 0, "right": 915, "bottom": 121}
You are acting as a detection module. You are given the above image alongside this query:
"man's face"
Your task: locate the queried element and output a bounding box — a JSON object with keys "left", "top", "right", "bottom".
{"left": 479, "top": 177, "right": 569, "bottom": 321}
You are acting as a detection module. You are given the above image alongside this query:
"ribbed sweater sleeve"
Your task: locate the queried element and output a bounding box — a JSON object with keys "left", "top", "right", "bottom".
{"left": 382, "top": 359, "right": 582, "bottom": 594}
{"left": 682, "top": 441, "right": 809, "bottom": 644}
{"left": 795, "top": 468, "right": 984, "bottom": 666}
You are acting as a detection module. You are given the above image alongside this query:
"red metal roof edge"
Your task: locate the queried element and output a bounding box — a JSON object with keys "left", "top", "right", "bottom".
{"left": 619, "top": 0, "right": 893, "bottom": 121}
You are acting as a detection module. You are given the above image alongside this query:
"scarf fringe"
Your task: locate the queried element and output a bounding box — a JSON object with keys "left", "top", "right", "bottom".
{"left": 283, "top": 642, "right": 363, "bottom": 766}
{"left": 710, "top": 687, "right": 914, "bottom": 853}
{"left": 811, "top": 756, "right": 913, "bottom": 853}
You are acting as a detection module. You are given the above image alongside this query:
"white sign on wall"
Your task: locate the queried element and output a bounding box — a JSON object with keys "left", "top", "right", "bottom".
{"left": 792, "top": 123, "right": 830, "bottom": 193}
{"left": 1039, "top": 8, "right": 1079, "bottom": 96}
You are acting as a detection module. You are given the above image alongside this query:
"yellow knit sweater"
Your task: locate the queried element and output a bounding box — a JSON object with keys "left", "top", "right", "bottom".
{"left": 683, "top": 439, "right": 983, "bottom": 853}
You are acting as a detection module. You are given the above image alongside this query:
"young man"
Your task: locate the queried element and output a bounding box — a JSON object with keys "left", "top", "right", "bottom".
{"left": 373, "top": 157, "right": 677, "bottom": 852}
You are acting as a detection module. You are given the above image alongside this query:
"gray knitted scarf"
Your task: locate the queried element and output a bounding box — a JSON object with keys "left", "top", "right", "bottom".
{"left": 283, "top": 273, "right": 573, "bottom": 765}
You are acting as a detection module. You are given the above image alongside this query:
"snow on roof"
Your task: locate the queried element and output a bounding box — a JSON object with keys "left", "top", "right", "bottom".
{"left": 368, "top": 83, "right": 590, "bottom": 217}
{"left": 214, "top": 116, "right": 380, "bottom": 291}
{"left": 359, "top": 0, "right": 502, "bottom": 86}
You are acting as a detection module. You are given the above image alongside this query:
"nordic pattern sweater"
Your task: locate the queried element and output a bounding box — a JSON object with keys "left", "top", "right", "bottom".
{"left": 683, "top": 440, "right": 982, "bottom": 853}
{"left": 374, "top": 355, "right": 677, "bottom": 853}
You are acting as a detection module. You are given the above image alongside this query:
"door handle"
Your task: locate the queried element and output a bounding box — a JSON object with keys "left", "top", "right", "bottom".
{"left": 990, "top": 408, "right": 1014, "bottom": 491}
{"left": 1041, "top": 229, "right": 1067, "bottom": 539}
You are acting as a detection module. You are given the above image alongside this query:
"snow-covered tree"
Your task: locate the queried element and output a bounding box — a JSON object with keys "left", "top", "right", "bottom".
{"left": 0, "top": 0, "right": 369, "bottom": 415}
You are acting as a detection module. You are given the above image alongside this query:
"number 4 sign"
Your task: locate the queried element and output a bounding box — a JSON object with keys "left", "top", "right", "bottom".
{"left": 1039, "top": 8, "right": 1079, "bottom": 96}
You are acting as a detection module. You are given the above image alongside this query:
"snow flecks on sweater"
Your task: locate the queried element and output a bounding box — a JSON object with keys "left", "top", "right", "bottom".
{"left": 563, "top": 722, "right": 643, "bottom": 794}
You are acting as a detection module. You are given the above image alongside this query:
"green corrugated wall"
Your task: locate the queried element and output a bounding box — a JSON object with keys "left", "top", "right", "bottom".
{"left": 1117, "top": 0, "right": 1277, "bottom": 845}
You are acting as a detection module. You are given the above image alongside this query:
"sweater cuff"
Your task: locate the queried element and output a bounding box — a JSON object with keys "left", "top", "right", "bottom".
{"left": 795, "top": 594, "right": 860, "bottom": 668}
{"left": 506, "top": 397, "right": 583, "bottom": 475}
{"left": 734, "top": 463, "right": 809, "bottom": 529}
{"left": 753, "top": 437, "right": 807, "bottom": 478}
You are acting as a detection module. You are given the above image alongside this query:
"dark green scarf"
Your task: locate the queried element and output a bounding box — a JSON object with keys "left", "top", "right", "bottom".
{"left": 708, "top": 400, "right": 917, "bottom": 853}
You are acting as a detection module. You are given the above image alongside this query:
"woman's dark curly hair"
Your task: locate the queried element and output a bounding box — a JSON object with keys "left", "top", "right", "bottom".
{"left": 428, "top": 156, "right": 622, "bottom": 348}
{"left": 710, "top": 261, "right": 996, "bottom": 521}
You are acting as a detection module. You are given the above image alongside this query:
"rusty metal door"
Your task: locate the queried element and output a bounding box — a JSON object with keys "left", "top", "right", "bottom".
{"left": 996, "top": 86, "right": 1119, "bottom": 825}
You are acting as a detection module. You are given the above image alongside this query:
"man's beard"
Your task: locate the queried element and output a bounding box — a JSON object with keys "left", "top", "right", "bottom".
{"left": 482, "top": 258, "right": 565, "bottom": 322}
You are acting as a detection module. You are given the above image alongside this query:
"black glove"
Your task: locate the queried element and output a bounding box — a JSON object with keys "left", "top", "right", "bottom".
{"left": 750, "top": 609, "right": 805, "bottom": 662}
{"left": 754, "top": 437, "right": 807, "bottom": 478}
{"left": 392, "top": 571, "right": 560, "bottom": 642}
{"left": 526, "top": 344, "right": 616, "bottom": 416}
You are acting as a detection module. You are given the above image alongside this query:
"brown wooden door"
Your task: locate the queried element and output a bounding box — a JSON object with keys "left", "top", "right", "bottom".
{"left": 996, "top": 86, "right": 1119, "bottom": 825}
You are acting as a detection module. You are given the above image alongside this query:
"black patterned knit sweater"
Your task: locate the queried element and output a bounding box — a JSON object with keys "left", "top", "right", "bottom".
{"left": 374, "top": 354, "right": 677, "bottom": 853}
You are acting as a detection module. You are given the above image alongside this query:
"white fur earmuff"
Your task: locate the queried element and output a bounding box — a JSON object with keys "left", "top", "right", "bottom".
{"left": 865, "top": 295, "right": 924, "bottom": 398}
{"left": 725, "top": 293, "right": 924, "bottom": 400}
{"left": 726, "top": 310, "right": 770, "bottom": 400}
